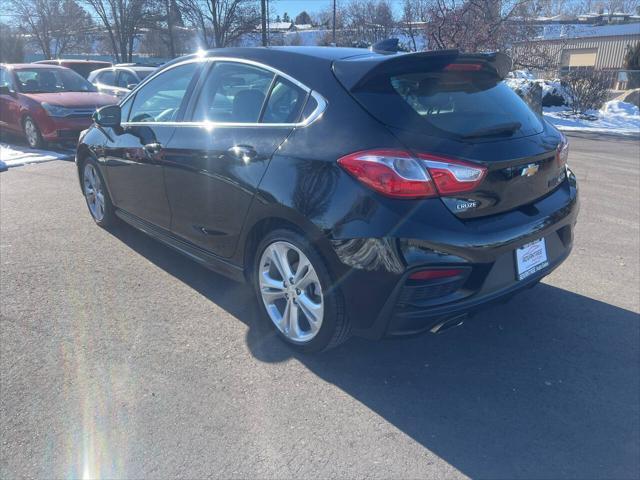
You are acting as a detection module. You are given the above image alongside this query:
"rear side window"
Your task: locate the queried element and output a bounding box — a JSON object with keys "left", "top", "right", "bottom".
{"left": 98, "top": 70, "right": 116, "bottom": 85}
{"left": 128, "top": 62, "right": 198, "bottom": 123}
{"left": 193, "top": 62, "right": 274, "bottom": 123}
{"left": 352, "top": 71, "right": 543, "bottom": 139}
{"left": 117, "top": 70, "right": 138, "bottom": 88}
{"left": 262, "top": 78, "right": 306, "bottom": 123}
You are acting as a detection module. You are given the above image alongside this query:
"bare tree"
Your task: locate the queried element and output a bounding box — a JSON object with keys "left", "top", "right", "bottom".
{"left": 12, "top": 0, "right": 94, "bottom": 59}
{"left": 340, "top": 0, "right": 396, "bottom": 47}
{"left": 0, "top": 23, "right": 25, "bottom": 63}
{"left": 400, "top": 0, "right": 430, "bottom": 51}
{"left": 179, "top": 0, "right": 260, "bottom": 48}
{"left": 146, "top": 0, "right": 187, "bottom": 58}
{"left": 84, "top": 0, "right": 149, "bottom": 62}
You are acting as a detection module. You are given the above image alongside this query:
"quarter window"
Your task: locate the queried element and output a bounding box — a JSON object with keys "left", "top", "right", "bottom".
{"left": 193, "top": 62, "right": 274, "bottom": 123}
{"left": 128, "top": 62, "right": 198, "bottom": 123}
{"left": 262, "top": 78, "right": 306, "bottom": 124}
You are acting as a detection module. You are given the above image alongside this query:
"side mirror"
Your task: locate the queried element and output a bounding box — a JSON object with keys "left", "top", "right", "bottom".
{"left": 93, "top": 104, "right": 121, "bottom": 128}
{"left": 0, "top": 85, "right": 15, "bottom": 96}
{"left": 126, "top": 83, "right": 138, "bottom": 90}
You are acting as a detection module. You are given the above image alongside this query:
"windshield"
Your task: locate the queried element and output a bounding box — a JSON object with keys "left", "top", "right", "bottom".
{"left": 351, "top": 71, "right": 543, "bottom": 139}
{"left": 15, "top": 68, "right": 97, "bottom": 93}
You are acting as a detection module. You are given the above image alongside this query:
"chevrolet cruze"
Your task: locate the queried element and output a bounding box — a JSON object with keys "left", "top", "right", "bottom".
{"left": 76, "top": 46, "right": 578, "bottom": 352}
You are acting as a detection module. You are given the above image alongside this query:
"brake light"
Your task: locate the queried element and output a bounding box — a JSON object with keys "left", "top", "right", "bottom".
{"left": 337, "top": 149, "right": 437, "bottom": 199}
{"left": 409, "top": 268, "right": 464, "bottom": 280}
{"left": 556, "top": 136, "right": 569, "bottom": 167}
{"left": 417, "top": 154, "right": 487, "bottom": 195}
{"left": 338, "top": 149, "right": 486, "bottom": 199}
{"left": 444, "top": 63, "right": 483, "bottom": 72}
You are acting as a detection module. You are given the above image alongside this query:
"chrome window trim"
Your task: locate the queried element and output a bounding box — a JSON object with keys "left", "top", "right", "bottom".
{"left": 120, "top": 56, "right": 327, "bottom": 129}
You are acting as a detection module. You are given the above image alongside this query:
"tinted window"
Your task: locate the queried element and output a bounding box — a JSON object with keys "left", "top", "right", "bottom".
{"left": 98, "top": 70, "right": 116, "bottom": 85}
{"left": 135, "top": 70, "right": 153, "bottom": 81}
{"left": 0, "top": 68, "right": 10, "bottom": 89}
{"left": 262, "top": 78, "right": 306, "bottom": 123}
{"left": 15, "top": 68, "right": 96, "bottom": 93}
{"left": 193, "top": 62, "right": 273, "bottom": 123}
{"left": 352, "top": 71, "right": 543, "bottom": 138}
{"left": 300, "top": 95, "right": 318, "bottom": 122}
{"left": 117, "top": 70, "right": 138, "bottom": 88}
{"left": 128, "top": 62, "right": 198, "bottom": 123}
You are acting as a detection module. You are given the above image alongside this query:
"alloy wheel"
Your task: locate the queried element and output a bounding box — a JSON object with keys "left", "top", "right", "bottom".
{"left": 259, "top": 241, "right": 324, "bottom": 343}
{"left": 24, "top": 119, "right": 39, "bottom": 148}
{"left": 83, "top": 163, "right": 105, "bottom": 222}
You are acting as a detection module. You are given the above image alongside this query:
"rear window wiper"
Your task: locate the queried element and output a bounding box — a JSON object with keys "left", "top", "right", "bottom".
{"left": 462, "top": 122, "right": 521, "bottom": 139}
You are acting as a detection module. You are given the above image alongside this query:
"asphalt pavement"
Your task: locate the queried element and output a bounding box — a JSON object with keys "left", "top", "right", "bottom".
{"left": 1, "top": 133, "right": 639, "bottom": 479}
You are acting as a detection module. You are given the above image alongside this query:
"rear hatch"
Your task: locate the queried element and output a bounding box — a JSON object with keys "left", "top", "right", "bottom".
{"left": 333, "top": 50, "right": 567, "bottom": 219}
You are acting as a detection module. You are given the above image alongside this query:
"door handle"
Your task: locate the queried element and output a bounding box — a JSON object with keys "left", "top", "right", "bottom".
{"left": 227, "top": 145, "right": 257, "bottom": 161}
{"left": 143, "top": 142, "right": 162, "bottom": 156}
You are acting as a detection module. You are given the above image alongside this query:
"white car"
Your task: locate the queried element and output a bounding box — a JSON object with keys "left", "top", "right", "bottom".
{"left": 87, "top": 65, "right": 157, "bottom": 98}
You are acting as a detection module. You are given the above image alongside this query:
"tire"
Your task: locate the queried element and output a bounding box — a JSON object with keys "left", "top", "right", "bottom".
{"left": 23, "top": 116, "right": 45, "bottom": 149}
{"left": 81, "top": 156, "right": 116, "bottom": 228}
{"left": 254, "top": 229, "right": 350, "bottom": 353}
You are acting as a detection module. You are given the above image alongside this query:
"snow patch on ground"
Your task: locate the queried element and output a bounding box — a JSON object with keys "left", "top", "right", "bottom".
{"left": 544, "top": 100, "right": 640, "bottom": 136}
{"left": 0, "top": 143, "right": 73, "bottom": 168}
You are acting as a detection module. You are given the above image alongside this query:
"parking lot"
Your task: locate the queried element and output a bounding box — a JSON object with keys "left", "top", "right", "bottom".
{"left": 1, "top": 133, "right": 639, "bottom": 478}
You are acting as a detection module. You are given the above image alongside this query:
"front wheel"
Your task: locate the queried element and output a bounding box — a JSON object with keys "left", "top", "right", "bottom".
{"left": 23, "top": 116, "right": 44, "bottom": 149}
{"left": 82, "top": 158, "right": 116, "bottom": 227}
{"left": 254, "top": 230, "right": 350, "bottom": 352}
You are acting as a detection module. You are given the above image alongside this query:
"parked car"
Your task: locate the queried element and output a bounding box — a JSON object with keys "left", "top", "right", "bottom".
{"left": 76, "top": 47, "right": 578, "bottom": 352}
{"left": 0, "top": 64, "right": 118, "bottom": 148}
{"left": 34, "top": 59, "right": 112, "bottom": 79}
{"left": 87, "top": 65, "right": 157, "bottom": 98}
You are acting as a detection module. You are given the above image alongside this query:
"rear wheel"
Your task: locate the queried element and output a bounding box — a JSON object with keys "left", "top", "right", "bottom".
{"left": 82, "top": 158, "right": 115, "bottom": 227}
{"left": 254, "top": 230, "right": 350, "bottom": 352}
{"left": 23, "top": 116, "right": 44, "bottom": 149}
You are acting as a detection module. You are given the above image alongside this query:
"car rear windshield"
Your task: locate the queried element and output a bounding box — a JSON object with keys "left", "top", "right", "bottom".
{"left": 15, "top": 68, "right": 97, "bottom": 93}
{"left": 351, "top": 71, "right": 543, "bottom": 139}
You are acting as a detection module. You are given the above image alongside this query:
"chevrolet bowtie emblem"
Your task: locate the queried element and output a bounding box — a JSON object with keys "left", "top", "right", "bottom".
{"left": 521, "top": 163, "right": 539, "bottom": 177}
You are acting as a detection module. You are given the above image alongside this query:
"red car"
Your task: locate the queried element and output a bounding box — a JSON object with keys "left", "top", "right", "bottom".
{"left": 0, "top": 64, "right": 117, "bottom": 148}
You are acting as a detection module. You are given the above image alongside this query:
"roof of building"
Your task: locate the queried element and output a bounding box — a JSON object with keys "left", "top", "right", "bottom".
{"left": 539, "top": 22, "right": 640, "bottom": 40}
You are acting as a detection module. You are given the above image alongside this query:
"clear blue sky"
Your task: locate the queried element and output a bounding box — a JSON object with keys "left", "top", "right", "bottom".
{"left": 272, "top": 1, "right": 333, "bottom": 17}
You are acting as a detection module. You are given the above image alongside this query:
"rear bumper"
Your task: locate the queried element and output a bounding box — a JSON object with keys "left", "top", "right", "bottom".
{"left": 336, "top": 172, "right": 579, "bottom": 339}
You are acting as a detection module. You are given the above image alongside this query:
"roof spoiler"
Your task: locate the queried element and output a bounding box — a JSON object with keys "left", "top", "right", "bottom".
{"left": 334, "top": 50, "right": 513, "bottom": 91}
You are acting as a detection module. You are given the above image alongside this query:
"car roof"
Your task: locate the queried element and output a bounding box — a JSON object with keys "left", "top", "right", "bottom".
{"left": 1, "top": 63, "right": 70, "bottom": 70}
{"left": 207, "top": 46, "right": 377, "bottom": 61}
{"left": 34, "top": 59, "right": 111, "bottom": 65}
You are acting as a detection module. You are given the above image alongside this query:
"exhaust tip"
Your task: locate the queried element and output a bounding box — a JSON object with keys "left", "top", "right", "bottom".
{"left": 430, "top": 314, "right": 467, "bottom": 334}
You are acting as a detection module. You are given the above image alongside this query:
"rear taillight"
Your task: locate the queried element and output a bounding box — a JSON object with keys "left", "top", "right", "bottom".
{"left": 556, "top": 136, "right": 569, "bottom": 167}
{"left": 338, "top": 149, "right": 486, "bottom": 199}
{"left": 417, "top": 154, "right": 486, "bottom": 195}
{"left": 337, "top": 149, "right": 437, "bottom": 199}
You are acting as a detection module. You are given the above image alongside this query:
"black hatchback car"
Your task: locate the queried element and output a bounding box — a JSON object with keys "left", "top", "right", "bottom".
{"left": 76, "top": 46, "right": 578, "bottom": 352}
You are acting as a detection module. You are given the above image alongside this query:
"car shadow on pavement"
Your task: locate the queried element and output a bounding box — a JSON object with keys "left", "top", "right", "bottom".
{"left": 109, "top": 222, "right": 640, "bottom": 479}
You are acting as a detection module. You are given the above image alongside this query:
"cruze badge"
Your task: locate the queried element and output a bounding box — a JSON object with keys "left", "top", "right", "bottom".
{"left": 521, "top": 163, "right": 539, "bottom": 177}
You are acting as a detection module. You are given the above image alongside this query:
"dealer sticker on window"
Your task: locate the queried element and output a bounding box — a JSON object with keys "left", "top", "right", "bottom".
{"left": 515, "top": 238, "right": 549, "bottom": 280}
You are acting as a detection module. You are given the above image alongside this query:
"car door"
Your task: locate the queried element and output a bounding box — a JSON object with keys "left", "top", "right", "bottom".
{"left": 0, "top": 67, "right": 21, "bottom": 134}
{"left": 162, "top": 60, "right": 308, "bottom": 258}
{"left": 101, "top": 61, "right": 201, "bottom": 230}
